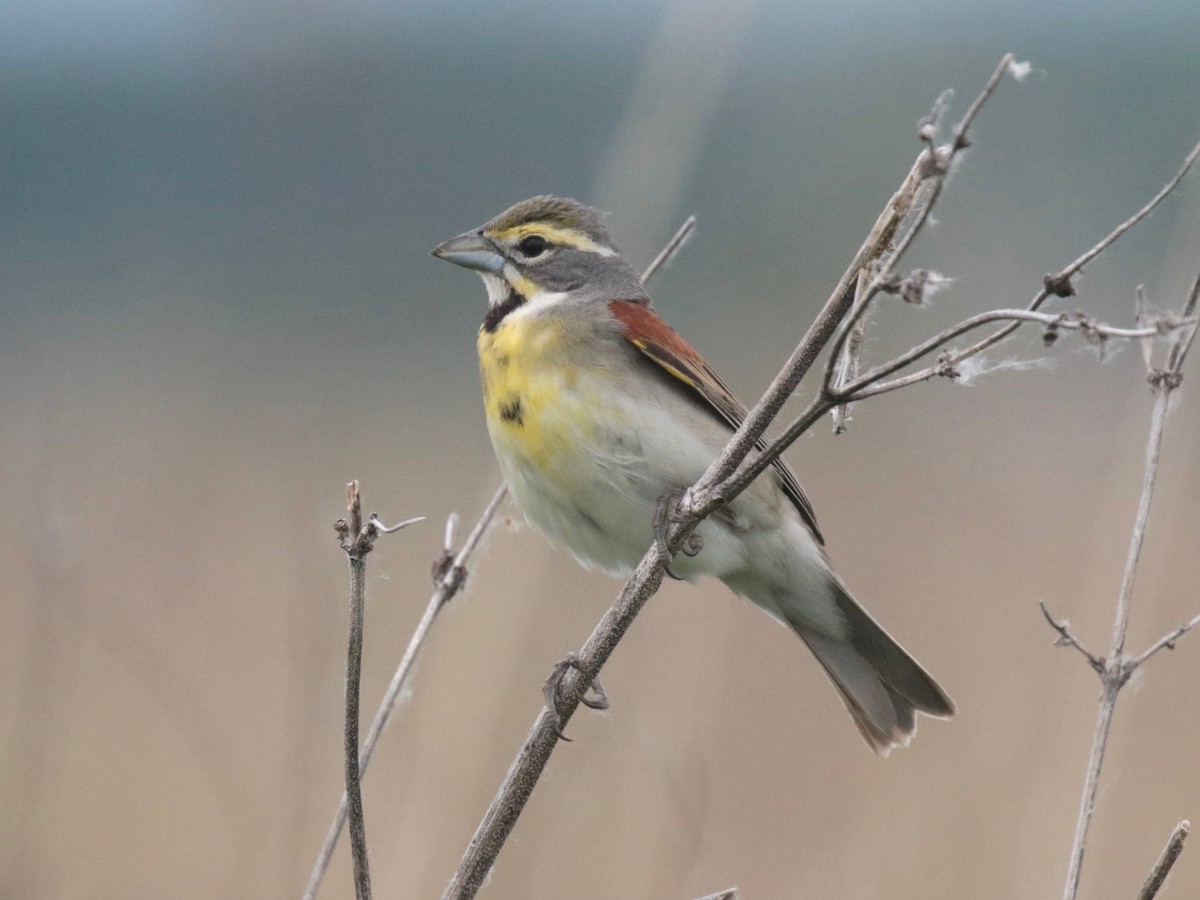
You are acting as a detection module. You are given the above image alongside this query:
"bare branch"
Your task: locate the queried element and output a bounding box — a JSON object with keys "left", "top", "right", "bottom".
{"left": 1131, "top": 611, "right": 1200, "bottom": 669}
{"left": 830, "top": 269, "right": 871, "bottom": 433}
{"left": 370, "top": 514, "right": 425, "bottom": 534}
{"left": 840, "top": 309, "right": 1197, "bottom": 401}
{"left": 1136, "top": 285, "right": 1156, "bottom": 375}
{"left": 641, "top": 215, "right": 697, "bottom": 283}
{"left": 851, "top": 137, "right": 1200, "bottom": 401}
{"left": 304, "top": 485, "right": 507, "bottom": 900}
{"left": 442, "top": 57, "right": 1021, "bottom": 900}
{"left": 952, "top": 55, "right": 1021, "bottom": 149}
{"left": 720, "top": 306, "right": 1194, "bottom": 511}
{"left": 1108, "top": 381, "right": 1175, "bottom": 667}
{"left": 817, "top": 56, "right": 1011, "bottom": 419}
{"left": 1060, "top": 261, "right": 1198, "bottom": 900}
{"left": 1038, "top": 601, "right": 1105, "bottom": 674}
{"left": 1059, "top": 139, "right": 1200, "bottom": 283}
{"left": 1166, "top": 266, "right": 1200, "bottom": 373}
{"left": 1139, "top": 820, "right": 1191, "bottom": 900}
{"left": 441, "top": 541, "right": 671, "bottom": 899}
{"left": 334, "top": 480, "right": 376, "bottom": 900}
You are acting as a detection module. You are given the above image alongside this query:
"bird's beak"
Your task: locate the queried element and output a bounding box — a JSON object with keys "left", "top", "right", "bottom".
{"left": 431, "top": 231, "right": 505, "bottom": 275}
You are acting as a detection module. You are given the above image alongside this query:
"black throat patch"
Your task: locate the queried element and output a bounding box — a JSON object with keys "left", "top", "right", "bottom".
{"left": 482, "top": 289, "right": 524, "bottom": 333}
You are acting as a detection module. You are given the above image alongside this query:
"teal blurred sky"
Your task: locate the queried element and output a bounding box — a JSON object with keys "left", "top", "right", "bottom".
{"left": 3, "top": 2, "right": 1200, "bottom": 898}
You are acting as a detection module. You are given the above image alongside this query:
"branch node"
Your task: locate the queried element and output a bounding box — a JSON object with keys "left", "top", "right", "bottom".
{"left": 1148, "top": 368, "right": 1184, "bottom": 391}
{"left": 432, "top": 551, "right": 468, "bottom": 596}
{"left": 916, "top": 89, "right": 954, "bottom": 177}
{"left": 1044, "top": 271, "right": 1077, "bottom": 298}
{"left": 935, "top": 350, "right": 961, "bottom": 380}
{"left": 919, "top": 147, "right": 950, "bottom": 178}
{"left": 431, "top": 549, "right": 453, "bottom": 586}
{"left": 874, "top": 272, "right": 905, "bottom": 295}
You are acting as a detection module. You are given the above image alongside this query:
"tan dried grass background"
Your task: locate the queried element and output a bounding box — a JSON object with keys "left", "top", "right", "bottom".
{"left": 3, "top": 2, "right": 1200, "bottom": 897}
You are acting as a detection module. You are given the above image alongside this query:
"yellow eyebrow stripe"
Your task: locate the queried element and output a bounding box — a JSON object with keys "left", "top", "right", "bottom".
{"left": 487, "top": 223, "right": 615, "bottom": 255}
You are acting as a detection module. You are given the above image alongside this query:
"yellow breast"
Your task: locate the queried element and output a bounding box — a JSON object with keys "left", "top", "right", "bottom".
{"left": 477, "top": 314, "right": 599, "bottom": 480}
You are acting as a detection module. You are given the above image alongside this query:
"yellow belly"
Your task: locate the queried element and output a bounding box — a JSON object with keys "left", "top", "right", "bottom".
{"left": 478, "top": 315, "right": 602, "bottom": 485}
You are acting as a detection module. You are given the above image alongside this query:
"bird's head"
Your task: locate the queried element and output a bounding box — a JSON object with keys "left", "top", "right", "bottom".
{"left": 433, "top": 196, "right": 648, "bottom": 325}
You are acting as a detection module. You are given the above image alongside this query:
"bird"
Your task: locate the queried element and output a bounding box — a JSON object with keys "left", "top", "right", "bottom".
{"left": 432, "top": 195, "right": 954, "bottom": 754}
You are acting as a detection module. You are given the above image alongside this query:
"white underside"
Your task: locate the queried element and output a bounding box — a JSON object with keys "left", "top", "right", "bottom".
{"left": 490, "top": 366, "right": 843, "bottom": 638}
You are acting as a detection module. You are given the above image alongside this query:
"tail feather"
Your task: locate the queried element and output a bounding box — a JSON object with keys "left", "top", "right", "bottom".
{"left": 786, "top": 579, "right": 954, "bottom": 755}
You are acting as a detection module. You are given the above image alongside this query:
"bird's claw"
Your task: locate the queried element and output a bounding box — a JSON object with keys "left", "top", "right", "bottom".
{"left": 653, "top": 491, "right": 702, "bottom": 578}
{"left": 431, "top": 549, "right": 453, "bottom": 586}
{"left": 543, "top": 652, "right": 609, "bottom": 742}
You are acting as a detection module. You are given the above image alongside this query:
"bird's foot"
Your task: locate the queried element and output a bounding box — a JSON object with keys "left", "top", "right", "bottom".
{"left": 653, "top": 491, "right": 703, "bottom": 579}
{"left": 543, "top": 651, "right": 609, "bottom": 742}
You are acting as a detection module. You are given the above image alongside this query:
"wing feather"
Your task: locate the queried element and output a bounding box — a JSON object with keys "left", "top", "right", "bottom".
{"left": 608, "top": 300, "right": 824, "bottom": 544}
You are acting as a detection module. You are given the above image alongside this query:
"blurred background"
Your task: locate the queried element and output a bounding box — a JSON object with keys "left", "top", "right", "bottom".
{"left": 3, "top": 0, "right": 1200, "bottom": 897}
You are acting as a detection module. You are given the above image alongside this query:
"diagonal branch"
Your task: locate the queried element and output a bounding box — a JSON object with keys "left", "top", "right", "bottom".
{"left": 641, "top": 216, "right": 697, "bottom": 283}
{"left": 830, "top": 269, "right": 872, "bottom": 433}
{"left": 682, "top": 54, "right": 1016, "bottom": 519}
{"left": 1038, "top": 601, "right": 1105, "bottom": 674}
{"left": 1139, "top": 820, "right": 1191, "bottom": 900}
{"left": 1060, "top": 141, "right": 1200, "bottom": 283}
{"left": 848, "top": 135, "right": 1200, "bottom": 401}
{"left": 1165, "top": 266, "right": 1200, "bottom": 374}
{"left": 441, "top": 55, "right": 1021, "bottom": 900}
{"left": 1132, "top": 611, "right": 1200, "bottom": 669}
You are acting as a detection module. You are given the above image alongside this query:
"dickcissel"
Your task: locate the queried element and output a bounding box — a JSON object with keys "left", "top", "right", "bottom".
{"left": 433, "top": 196, "right": 954, "bottom": 753}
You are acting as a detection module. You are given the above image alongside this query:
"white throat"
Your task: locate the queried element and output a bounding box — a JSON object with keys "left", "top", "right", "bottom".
{"left": 478, "top": 270, "right": 571, "bottom": 321}
{"left": 480, "top": 273, "right": 509, "bottom": 307}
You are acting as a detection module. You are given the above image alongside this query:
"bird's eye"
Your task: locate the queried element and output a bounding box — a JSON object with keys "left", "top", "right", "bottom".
{"left": 518, "top": 235, "right": 549, "bottom": 258}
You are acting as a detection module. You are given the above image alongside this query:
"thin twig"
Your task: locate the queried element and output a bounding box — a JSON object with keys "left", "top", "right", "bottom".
{"left": 839, "top": 309, "right": 1196, "bottom": 401}
{"left": 1060, "top": 140, "right": 1200, "bottom": 282}
{"left": 718, "top": 305, "right": 1195, "bottom": 512}
{"left": 370, "top": 514, "right": 426, "bottom": 534}
{"left": 641, "top": 215, "right": 697, "bottom": 283}
{"left": 1060, "top": 387, "right": 1169, "bottom": 900}
{"left": 304, "top": 484, "right": 507, "bottom": 900}
{"left": 1131, "top": 612, "right": 1200, "bottom": 669}
{"left": 1038, "top": 600, "right": 1104, "bottom": 674}
{"left": 682, "top": 133, "right": 941, "bottom": 519}
{"left": 1166, "top": 267, "right": 1200, "bottom": 373}
{"left": 441, "top": 57, "right": 1019, "bottom": 900}
{"left": 1058, "top": 261, "right": 1199, "bottom": 900}
{"left": 831, "top": 269, "right": 872, "bottom": 433}
{"left": 334, "top": 481, "right": 378, "bottom": 900}
{"left": 850, "top": 135, "right": 1200, "bottom": 400}
{"left": 676, "top": 95, "right": 1198, "bottom": 583}
{"left": 793, "top": 61, "right": 1008, "bottom": 447}
{"left": 1139, "top": 820, "right": 1191, "bottom": 900}
{"left": 1136, "top": 285, "right": 1156, "bottom": 375}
